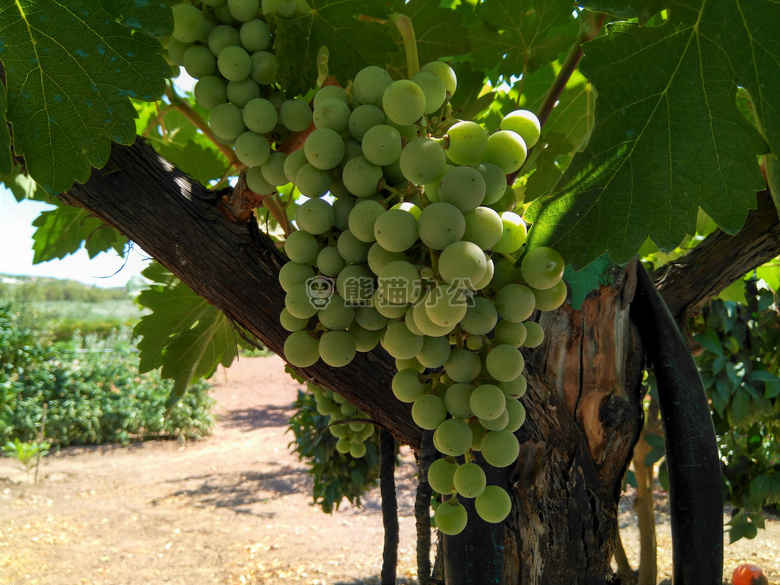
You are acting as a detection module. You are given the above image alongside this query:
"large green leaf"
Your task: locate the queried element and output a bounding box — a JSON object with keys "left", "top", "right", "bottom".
{"left": 273, "top": 0, "right": 398, "bottom": 96}
{"left": 100, "top": 0, "right": 176, "bottom": 39}
{"left": 0, "top": 0, "right": 169, "bottom": 194}
{"left": 467, "top": 0, "right": 577, "bottom": 82}
{"left": 31, "top": 204, "right": 126, "bottom": 263}
{"left": 0, "top": 83, "right": 11, "bottom": 175}
{"left": 526, "top": 1, "right": 773, "bottom": 268}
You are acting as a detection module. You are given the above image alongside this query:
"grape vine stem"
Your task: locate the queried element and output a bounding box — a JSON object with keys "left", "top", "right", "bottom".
{"left": 391, "top": 13, "right": 420, "bottom": 78}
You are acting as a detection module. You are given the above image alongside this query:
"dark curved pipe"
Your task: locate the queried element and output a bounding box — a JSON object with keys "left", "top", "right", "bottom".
{"left": 380, "top": 429, "right": 399, "bottom": 585}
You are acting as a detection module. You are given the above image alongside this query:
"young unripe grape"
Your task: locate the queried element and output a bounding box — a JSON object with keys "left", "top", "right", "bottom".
{"left": 424, "top": 285, "right": 469, "bottom": 328}
{"left": 278, "top": 261, "right": 315, "bottom": 292}
{"left": 411, "top": 71, "right": 447, "bottom": 114}
{"left": 349, "top": 322, "right": 382, "bottom": 352}
{"left": 318, "top": 294, "right": 354, "bottom": 330}
{"left": 444, "top": 348, "right": 482, "bottom": 383}
{"left": 417, "top": 202, "right": 465, "bottom": 250}
{"left": 480, "top": 409, "right": 509, "bottom": 431}
{"left": 532, "top": 280, "right": 568, "bottom": 311}
{"left": 438, "top": 165, "right": 486, "bottom": 213}
{"left": 466, "top": 335, "right": 483, "bottom": 351}
{"left": 475, "top": 485, "right": 512, "bottom": 523}
{"left": 336, "top": 263, "right": 372, "bottom": 301}
{"left": 349, "top": 441, "right": 367, "bottom": 458}
{"left": 396, "top": 356, "right": 425, "bottom": 372}
{"left": 313, "top": 85, "right": 349, "bottom": 108}
{"left": 336, "top": 229, "right": 371, "bottom": 264}
{"left": 342, "top": 155, "right": 383, "bottom": 197}
{"left": 486, "top": 344, "right": 525, "bottom": 383}
{"left": 417, "top": 335, "right": 452, "bottom": 369}
{"left": 446, "top": 121, "right": 488, "bottom": 165}
{"left": 462, "top": 207, "right": 503, "bottom": 251}
{"left": 208, "top": 24, "right": 240, "bottom": 56}
{"left": 166, "top": 37, "right": 192, "bottom": 66}
{"left": 459, "top": 296, "right": 498, "bottom": 335}
{"left": 284, "top": 229, "right": 320, "bottom": 264}
{"left": 501, "top": 109, "right": 541, "bottom": 148}
{"left": 412, "top": 303, "right": 455, "bottom": 337}
{"left": 499, "top": 374, "right": 527, "bottom": 399}
{"left": 383, "top": 80, "right": 426, "bottom": 126}
{"left": 469, "top": 420, "right": 486, "bottom": 450}
{"left": 492, "top": 212, "right": 527, "bottom": 254}
{"left": 493, "top": 319, "right": 527, "bottom": 347}
{"left": 490, "top": 258, "right": 522, "bottom": 292}
{"left": 234, "top": 131, "right": 270, "bottom": 167}
{"left": 484, "top": 130, "right": 527, "bottom": 173}
{"left": 246, "top": 166, "right": 274, "bottom": 195}
{"left": 521, "top": 246, "right": 565, "bottom": 290}
{"left": 469, "top": 384, "right": 506, "bottom": 421}
{"left": 261, "top": 152, "right": 288, "bottom": 187}
{"left": 496, "top": 284, "right": 535, "bottom": 323}
{"left": 367, "top": 243, "right": 408, "bottom": 276}
{"left": 434, "top": 418, "right": 473, "bottom": 457}
{"left": 473, "top": 256, "right": 494, "bottom": 291}
{"left": 523, "top": 321, "right": 544, "bottom": 348}
{"left": 347, "top": 104, "right": 385, "bottom": 142}
{"left": 283, "top": 330, "right": 319, "bottom": 367}
{"left": 194, "top": 76, "right": 228, "bottom": 110}
{"left": 239, "top": 19, "right": 271, "bottom": 51}
{"left": 353, "top": 65, "right": 393, "bottom": 107}
{"left": 280, "top": 307, "right": 308, "bottom": 332}
{"left": 283, "top": 149, "right": 308, "bottom": 183}
{"left": 304, "top": 128, "right": 346, "bottom": 170}
{"left": 249, "top": 51, "right": 275, "bottom": 85}
{"left": 262, "top": 0, "right": 296, "bottom": 17}
{"left": 438, "top": 240, "right": 487, "bottom": 287}
{"left": 228, "top": 0, "right": 260, "bottom": 21}
{"left": 361, "top": 125, "right": 403, "bottom": 166}
{"left": 313, "top": 98, "right": 351, "bottom": 133}
{"left": 332, "top": 195, "right": 356, "bottom": 231}
{"left": 374, "top": 209, "right": 418, "bottom": 253}
{"left": 411, "top": 393, "right": 447, "bottom": 430}
{"left": 294, "top": 163, "right": 331, "bottom": 198}
{"left": 214, "top": 2, "right": 239, "bottom": 24}
{"left": 285, "top": 283, "right": 318, "bottom": 319}
{"left": 377, "top": 296, "right": 409, "bottom": 319}
{"left": 392, "top": 369, "right": 428, "bottom": 403}
{"left": 421, "top": 61, "right": 457, "bottom": 95}
{"left": 427, "top": 458, "right": 458, "bottom": 494}
{"left": 400, "top": 138, "right": 447, "bottom": 185}
{"left": 280, "top": 98, "right": 313, "bottom": 132}
{"left": 444, "top": 383, "right": 475, "bottom": 419}
{"left": 226, "top": 79, "right": 260, "bottom": 107}
{"left": 383, "top": 321, "right": 424, "bottom": 360}
{"left": 435, "top": 499, "right": 468, "bottom": 535}
{"left": 476, "top": 163, "right": 509, "bottom": 205}
{"left": 209, "top": 102, "right": 246, "bottom": 141}
{"left": 377, "top": 261, "right": 420, "bottom": 305}
{"left": 295, "top": 197, "right": 334, "bottom": 235}
{"left": 505, "top": 398, "right": 526, "bottom": 432}
{"left": 315, "top": 246, "right": 345, "bottom": 277}
{"left": 335, "top": 436, "right": 351, "bottom": 453}
{"left": 183, "top": 45, "right": 216, "bottom": 78}
{"left": 243, "top": 97, "right": 278, "bottom": 134}
{"left": 218, "top": 45, "right": 252, "bottom": 81}
{"left": 319, "top": 330, "right": 356, "bottom": 367}
{"left": 172, "top": 3, "right": 207, "bottom": 43}
{"left": 453, "top": 462, "right": 486, "bottom": 498}
{"left": 481, "top": 429, "right": 520, "bottom": 468}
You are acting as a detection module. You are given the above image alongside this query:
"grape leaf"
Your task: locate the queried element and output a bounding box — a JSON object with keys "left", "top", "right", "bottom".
{"left": 521, "top": 132, "right": 570, "bottom": 203}
{"left": 1, "top": 165, "right": 40, "bottom": 202}
{"left": 0, "top": 84, "right": 11, "bottom": 175}
{"left": 274, "top": 0, "right": 398, "bottom": 96}
{"left": 526, "top": 2, "right": 772, "bottom": 268}
{"left": 468, "top": 0, "right": 577, "bottom": 83}
{"left": 31, "top": 204, "right": 126, "bottom": 263}
{"left": 100, "top": 0, "right": 176, "bottom": 39}
{"left": 561, "top": 252, "right": 617, "bottom": 310}
{"left": 580, "top": 0, "right": 667, "bottom": 23}
{"left": 0, "top": 0, "right": 169, "bottom": 194}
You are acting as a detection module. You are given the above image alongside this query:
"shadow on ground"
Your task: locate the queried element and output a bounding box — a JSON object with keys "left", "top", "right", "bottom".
{"left": 334, "top": 577, "right": 418, "bottom": 585}
{"left": 217, "top": 404, "right": 294, "bottom": 431}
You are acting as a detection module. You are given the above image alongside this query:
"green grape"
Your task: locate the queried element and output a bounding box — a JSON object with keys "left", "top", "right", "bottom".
{"left": 261, "top": 152, "right": 288, "bottom": 186}
{"left": 400, "top": 138, "right": 447, "bottom": 185}
{"left": 496, "top": 284, "right": 535, "bottom": 323}
{"left": 208, "top": 24, "right": 240, "bottom": 56}
{"left": 444, "top": 383, "right": 474, "bottom": 419}
{"left": 283, "top": 149, "right": 308, "bottom": 183}
{"left": 246, "top": 166, "right": 275, "bottom": 195}
{"left": 383, "top": 321, "right": 424, "bottom": 360}
{"left": 166, "top": 37, "right": 191, "bottom": 66}
{"left": 348, "top": 200, "right": 384, "bottom": 243}
{"left": 239, "top": 19, "right": 271, "bottom": 51}
{"left": 335, "top": 437, "right": 351, "bottom": 453}
{"left": 490, "top": 258, "right": 523, "bottom": 292}
{"left": 278, "top": 261, "right": 315, "bottom": 292}
{"left": 318, "top": 295, "right": 355, "bottom": 330}
{"left": 420, "top": 61, "right": 457, "bottom": 95}
{"left": 446, "top": 121, "right": 488, "bottom": 165}
{"left": 427, "top": 458, "right": 458, "bottom": 494}
{"left": 332, "top": 195, "right": 356, "bottom": 231}
{"left": 218, "top": 45, "right": 252, "bottom": 81}
{"left": 435, "top": 500, "right": 468, "bottom": 535}
{"left": 473, "top": 257, "right": 494, "bottom": 291}
{"left": 377, "top": 261, "right": 420, "bottom": 305}
{"left": 469, "top": 420, "right": 485, "bottom": 450}
{"left": 294, "top": 163, "right": 331, "bottom": 198}
{"left": 283, "top": 330, "right": 319, "bottom": 367}
{"left": 377, "top": 295, "right": 409, "bottom": 319}
{"left": 172, "top": 3, "right": 207, "bottom": 43}
{"left": 341, "top": 140, "right": 364, "bottom": 165}
{"left": 424, "top": 284, "right": 468, "bottom": 328}
{"left": 433, "top": 421, "right": 471, "bottom": 458}
{"left": 476, "top": 163, "right": 508, "bottom": 206}
{"left": 412, "top": 303, "right": 454, "bottom": 337}
{"left": 493, "top": 320, "right": 527, "bottom": 347}
{"left": 480, "top": 409, "right": 508, "bottom": 431}
{"left": 532, "top": 280, "right": 567, "bottom": 311}
{"left": 492, "top": 212, "right": 527, "bottom": 254}
{"left": 485, "top": 344, "right": 525, "bottom": 382}
{"left": 374, "top": 209, "right": 418, "bottom": 253}
{"left": 475, "top": 485, "right": 512, "bottom": 523}
{"left": 294, "top": 198, "right": 333, "bottom": 235}
{"left": 439, "top": 166, "right": 486, "bottom": 213}
{"left": 444, "top": 348, "right": 482, "bottom": 383}
{"left": 521, "top": 246, "right": 565, "bottom": 290}
{"left": 285, "top": 283, "right": 318, "bottom": 319}
{"left": 337, "top": 264, "right": 373, "bottom": 303}
{"left": 484, "top": 130, "right": 527, "bottom": 173}
{"left": 304, "top": 128, "right": 346, "bottom": 170}
{"left": 348, "top": 322, "right": 382, "bottom": 352}
{"left": 316, "top": 246, "right": 345, "bottom": 277}
{"left": 392, "top": 369, "right": 428, "bottom": 403}
{"left": 501, "top": 109, "right": 541, "bottom": 148}
{"left": 284, "top": 229, "right": 320, "bottom": 264}
{"left": 523, "top": 321, "right": 544, "bottom": 348}
{"left": 438, "top": 241, "right": 487, "bottom": 287}
{"left": 329, "top": 422, "right": 349, "bottom": 438}
{"left": 262, "top": 0, "right": 296, "bottom": 17}
{"left": 361, "top": 125, "right": 402, "bottom": 166}
{"left": 313, "top": 86, "right": 349, "bottom": 108}
{"left": 353, "top": 65, "right": 392, "bottom": 107}
{"left": 335, "top": 229, "right": 370, "bottom": 264}
{"left": 183, "top": 45, "right": 216, "bottom": 79}
{"left": 214, "top": 2, "right": 239, "bottom": 24}
{"left": 453, "top": 462, "right": 486, "bottom": 498}
{"left": 505, "top": 398, "right": 526, "bottom": 433}
{"left": 463, "top": 207, "right": 503, "bottom": 250}
{"left": 226, "top": 79, "right": 260, "bottom": 107}
{"left": 249, "top": 51, "right": 275, "bottom": 85}
{"left": 241, "top": 97, "right": 277, "bottom": 135}
{"left": 459, "top": 296, "right": 498, "bottom": 335}
{"left": 348, "top": 105, "right": 386, "bottom": 142}
{"left": 313, "top": 98, "right": 351, "bottom": 133}
{"left": 469, "top": 384, "right": 506, "bottom": 421}
{"left": 209, "top": 102, "right": 246, "bottom": 141}
{"left": 466, "top": 335, "right": 483, "bottom": 351}
{"left": 350, "top": 442, "right": 367, "bottom": 458}
{"left": 367, "top": 243, "right": 407, "bottom": 275}
{"left": 349, "top": 421, "right": 366, "bottom": 432}
{"left": 228, "top": 0, "right": 260, "bottom": 21}
{"left": 342, "top": 155, "right": 383, "bottom": 198}
{"left": 396, "top": 356, "right": 425, "bottom": 372}
{"left": 499, "top": 374, "right": 527, "bottom": 399}
{"left": 488, "top": 183, "right": 518, "bottom": 214}
{"left": 280, "top": 99, "right": 313, "bottom": 132}
{"left": 417, "top": 202, "right": 465, "bottom": 250}
{"left": 411, "top": 71, "right": 447, "bottom": 114}
{"left": 319, "top": 330, "right": 356, "bottom": 367}
{"left": 411, "top": 393, "right": 447, "bottom": 430}
{"left": 391, "top": 201, "right": 421, "bottom": 219}
{"left": 355, "top": 306, "right": 387, "bottom": 331}
{"left": 417, "top": 335, "right": 452, "bottom": 369}
{"left": 480, "top": 429, "right": 520, "bottom": 468}
{"left": 194, "top": 76, "right": 227, "bottom": 110}
{"left": 232, "top": 131, "right": 268, "bottom": 167}
{"left": 383, "top": 80, "right": 426, "bottom": 126}
{"left": 280, "top": 307, "right": 308, "bottom": 332}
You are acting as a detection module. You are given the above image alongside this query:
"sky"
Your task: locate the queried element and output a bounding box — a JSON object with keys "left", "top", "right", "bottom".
{"left": 0, "top": 186, "right": 151, "bottom": 288}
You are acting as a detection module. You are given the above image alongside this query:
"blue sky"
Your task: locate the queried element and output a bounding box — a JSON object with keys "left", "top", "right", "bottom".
{"left": 0, "top": 187, "right": 150, "bottom": 288}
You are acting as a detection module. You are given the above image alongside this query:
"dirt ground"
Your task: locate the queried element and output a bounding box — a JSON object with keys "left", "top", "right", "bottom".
{"left": 0, "top": 355, "right": 778, "bottom": 585}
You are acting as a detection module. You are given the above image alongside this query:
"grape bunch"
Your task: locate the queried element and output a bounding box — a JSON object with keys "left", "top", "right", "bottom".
{"left": 278, "top": 61, "right": 567, "bottom": 535}
{"left": 167, "top": 0, "right": 313, "bottom": 186}
{"left": 309, "top": 382, "right": 376, "bottom": 458}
